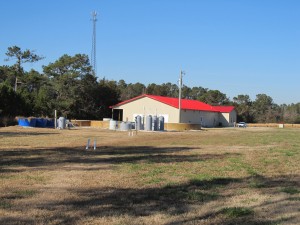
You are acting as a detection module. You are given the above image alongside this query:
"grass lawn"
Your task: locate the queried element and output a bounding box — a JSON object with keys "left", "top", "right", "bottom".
{"left": 0, "top": 126, "right": 299, "bottom": 225}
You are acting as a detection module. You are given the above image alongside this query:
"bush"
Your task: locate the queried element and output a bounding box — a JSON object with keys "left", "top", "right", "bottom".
{"left": 0, "top": 116, "right": 18, "bottom": 127}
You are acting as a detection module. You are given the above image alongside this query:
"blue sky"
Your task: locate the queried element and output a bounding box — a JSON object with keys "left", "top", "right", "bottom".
{"left": 1, "top": 0, "right": 299, "bottom": 104}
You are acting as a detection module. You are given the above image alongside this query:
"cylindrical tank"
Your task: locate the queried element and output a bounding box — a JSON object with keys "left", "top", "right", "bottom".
{"left": 120, "top": 122, "right": 131, "bottom": 131}
{"left": 152, "top": 116, "right": 158, "bottom": 131}
{"left": 159, "top": 116, "right": 164, "bottom": 131}
{"left": 136, "top": 115, "right": 142, "bottom": 130}
{"left": 18, "top": 118, "right": 30, "bottom": 127}
{"left": 109, "top": 120, "right": 117, "bottom": 130}
{"left": 120, "top": 122, "right": 125, "bottom": 130}
{"left": 46, "top": 119, "right": 55, "bottom": 128}
{"left": 146, "top": 115, "right": 152, "bottom": 131}
{"left": 58, "top": 117, "right": 66, "bottom": 129}
{"left": 36, "top": 118, "right": 47, "bottom": 128}
{"left": 127, "top": 122, "right": 132, "bottom": 130}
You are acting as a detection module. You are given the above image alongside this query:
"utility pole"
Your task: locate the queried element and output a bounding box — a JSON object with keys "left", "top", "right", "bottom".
{"left": 14, "top": 77, "right": 22, "bottom": 92}
{"left": 178, "top": 70, "right": 185, "bottom": 123}
{"left": 91, "top": 11, "right": 97, "bottom": 77}
{"left": 14, "top": 77, "right": 18, "bottom": 92}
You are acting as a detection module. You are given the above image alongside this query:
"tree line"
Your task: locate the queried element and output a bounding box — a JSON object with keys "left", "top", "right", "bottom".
{"left": 0, "top": 46, "right": 299, "bottom": 126}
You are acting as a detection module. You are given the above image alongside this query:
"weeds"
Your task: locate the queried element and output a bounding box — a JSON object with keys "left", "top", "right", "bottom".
{"left": 0, "top": 200, "right": 12, "bottom": 209}
{"left": 281, "top": 187, "right": 300, "bottom": 195}
{"left": 220, "top": 207, "right": 254, "bottom": 218}
{"left": 13, "top": 189, "right": 37, "bottom": 197}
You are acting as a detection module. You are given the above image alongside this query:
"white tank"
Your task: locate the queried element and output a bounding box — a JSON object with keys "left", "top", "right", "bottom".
{"left": 109, "top": 120, "right": 117, "bottom": 130}
{"left": 136, "top": 115, "right": 142, "bottom": 130}
{"left": 146, "top": 115, "right": 152, "bottom": 131}
{"left": 120, "top": 122, "right": 131, "bottom": 131}
{"left": 58, "top": 117, "right": 66, "bottom": 129}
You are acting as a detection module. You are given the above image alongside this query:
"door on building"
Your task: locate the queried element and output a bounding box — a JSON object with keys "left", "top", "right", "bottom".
{"left": 112, "top": 109, "right": 123, "bottom": 121}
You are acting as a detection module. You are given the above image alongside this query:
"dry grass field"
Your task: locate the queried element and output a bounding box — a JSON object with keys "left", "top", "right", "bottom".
{"left": 0, "top": 126, "right": 299, "bottom": 225}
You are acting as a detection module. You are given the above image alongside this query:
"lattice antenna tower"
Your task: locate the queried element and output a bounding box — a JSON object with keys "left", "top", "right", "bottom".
{"left": 91, "top": 11, "right": 97, "bottom": 76}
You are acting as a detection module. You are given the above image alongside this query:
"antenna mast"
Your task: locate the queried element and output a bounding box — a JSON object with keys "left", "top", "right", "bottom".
{"left": 178, "top": 70, "right": 185, "bottom": 123}
{"left": 91, "top": 11, "right": 97, "bottom": 76}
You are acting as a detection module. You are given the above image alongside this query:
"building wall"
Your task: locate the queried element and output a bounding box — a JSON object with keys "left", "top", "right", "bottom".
{"left": 180, "top": 110, "right": 219, "bottom": 127}
{"left": 230, "top": 110, "right": 237, "bottom": 126}
{"left": 201, "top": 111, "right": 219, "bottom": 127}
{"left": 113, "top": 97, "right": 180, "bottom": 123}
{"left": 218, "top": 110, "right": 237, "bottom": 127}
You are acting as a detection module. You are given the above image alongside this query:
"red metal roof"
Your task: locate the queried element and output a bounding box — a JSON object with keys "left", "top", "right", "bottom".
{"left": 110, "top": 94, "right": 234, "bottom": 113}
{"left": 212, "top": 105, "right": 235, "bottom": 113}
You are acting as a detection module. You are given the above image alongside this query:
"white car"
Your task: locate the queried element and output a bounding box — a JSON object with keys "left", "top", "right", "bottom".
{"left": 237, "top": 122, "right": 247, "bottom": 128}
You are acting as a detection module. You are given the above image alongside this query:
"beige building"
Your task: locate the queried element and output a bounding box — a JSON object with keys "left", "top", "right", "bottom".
{"left": 110, "top": 94, "right": 236, "bottom": 127}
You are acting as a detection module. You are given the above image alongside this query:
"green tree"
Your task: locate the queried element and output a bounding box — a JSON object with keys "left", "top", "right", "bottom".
{"left": 97, "top": 79, "right": 120, "bottom": 119}
{"left": 146, "top": 83, "right": 165, "bottom": 96}
{"left": 122, "top": 82, "right": 145, "bottom": 100}
{"left": 232, "top": 94, "right": 253, "bottom": 122}
{"left": 16, "top": 69, "right": 50, "bottom": 116}
{"left": 252, "top": 94, "right": 280, "bottom": 123}
{"left": 190, "top": 86, "right": 208, "bottom": 100}
{"left": 282, "top": 103, "right": 300, "bottom": 124}
{"left": 43, "top": 54, "right": 93, "bottom": 118}
{"left": 198, "top": 90, "right": 229, "bottom": 105}
{"left": 0, "top": 65, "right": 17, "bottom": 87}
{"left": 0, "top": 83, "right": 25, "bottom": 116}
{"left": 161, "top": 82, "right": 178, "bottom": 97}
{"left": 5, "top": 46, "right": 44, "bottom": 92}
{"left": 5, "top": 46, "right": 44, "bottom": 74}
{"left": 71, "top": 75, "right": 102, "bottom": 119}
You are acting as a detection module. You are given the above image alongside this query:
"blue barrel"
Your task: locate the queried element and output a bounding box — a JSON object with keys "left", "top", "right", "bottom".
{"left": 18, "top": 118, "right": 30, "bottom": 127}
{"left": 36, "top": 118, "right": 47, "bottom": 128}
{"left": 29, "top": 118, "right": 37, "bottom": 127}
{"left": 46, "top": 119, "right": 55, "bottom": 128}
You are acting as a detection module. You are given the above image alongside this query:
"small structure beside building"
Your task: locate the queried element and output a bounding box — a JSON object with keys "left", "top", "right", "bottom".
{"left": 110, "top": 94, "right": 236, "bottom": 128}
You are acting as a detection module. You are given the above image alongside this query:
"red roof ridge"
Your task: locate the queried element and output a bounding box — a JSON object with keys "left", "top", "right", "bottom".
{"left": 110, "top": 94, "right": 234, "bottom": 113}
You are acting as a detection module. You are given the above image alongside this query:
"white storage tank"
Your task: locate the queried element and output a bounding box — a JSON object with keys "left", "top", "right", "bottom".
{"left": 58, "top": 117, "right": 66, "bottom": 129}
{"left": 109, "top": 120, "right": 117, "bottom": 130}
{"left": 136, "top": 115, "right": 142, "bottom": 130}
{"left": 146, "top": 115, "right": 152, "bottom": 131}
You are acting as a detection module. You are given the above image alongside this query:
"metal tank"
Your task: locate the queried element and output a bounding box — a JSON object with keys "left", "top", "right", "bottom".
{"left": 152, "top": 116, "right": 158, "bottom": 131}
{"left": 146, "top": 115, "right": 152, "bottom": 131}
{"left": 120, "top": 122, "right": 131, "bottom": 131}
{"left": 58, "top": 117, "right": 66, "bottom": 129}
{"left": 158, "top": 116, "right": 164, "bottom": 131}
{"left": 109, "top": 120, "right": 117, "bottom": 130}
{"left": 120, "top": 122, "right": 126, "bottom": 131}
{"left": 135, "top": 115, "right": 142, "bottom": 130}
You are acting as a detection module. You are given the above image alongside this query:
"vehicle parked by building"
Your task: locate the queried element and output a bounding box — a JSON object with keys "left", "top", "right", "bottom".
{"left": 237, "top": 122, "right": 247, "bottom": 128}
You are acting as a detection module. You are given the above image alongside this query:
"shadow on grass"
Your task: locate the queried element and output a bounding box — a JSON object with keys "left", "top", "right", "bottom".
{"left": 1, "top": 141, "right": 299, "bottom": 224}
{"left": 11, "top": 177, "right": 237, "bottom": 224}
{"left": 1, "top": 172, "right": 299, "bottom": 225}
{"left": 3, "top": 175, "right": 299, "bottom": 225}
{"left": 0, "top": 146, "right": 240, "bottom": 170}
{"left": 0, "top": 131, "right": 57, "bottom": 137}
